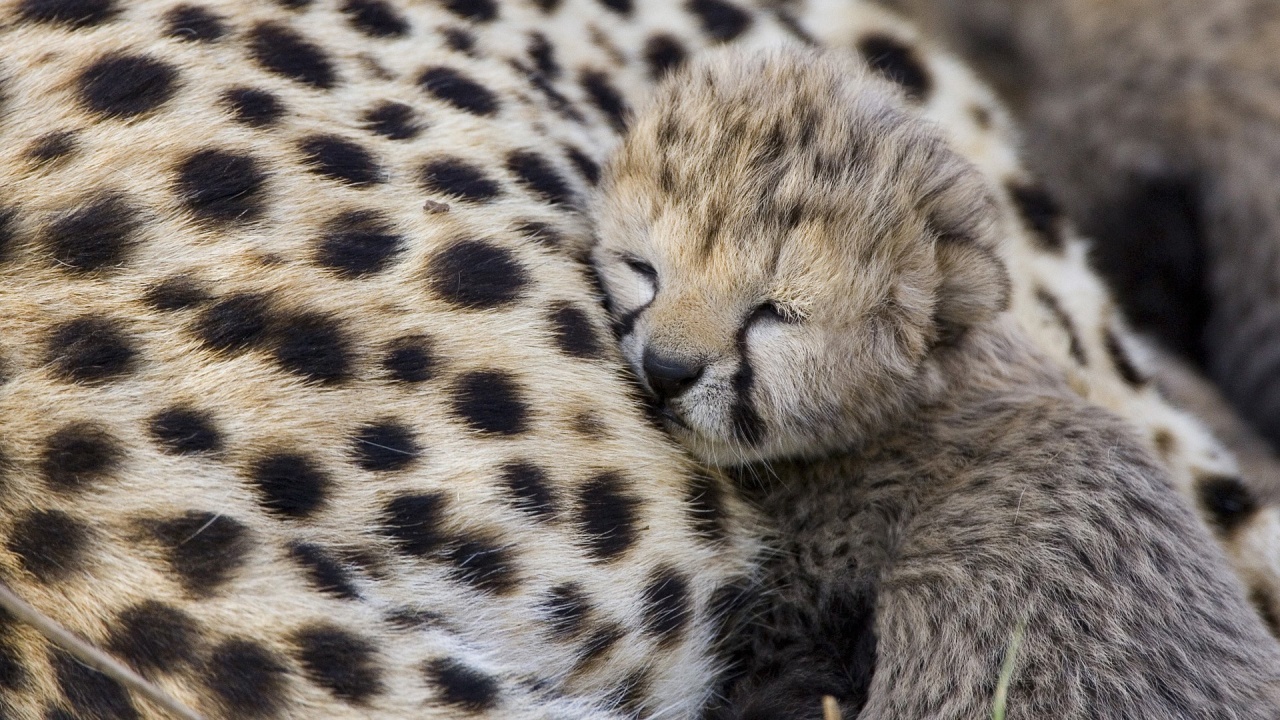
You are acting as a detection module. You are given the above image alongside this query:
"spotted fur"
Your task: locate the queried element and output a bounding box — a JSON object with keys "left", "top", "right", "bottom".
{"left": 0, "top": 0, "right": 1275, "bottom": 717}
{"left": 592, "top": 46, "right": 1280, "bottom": 718}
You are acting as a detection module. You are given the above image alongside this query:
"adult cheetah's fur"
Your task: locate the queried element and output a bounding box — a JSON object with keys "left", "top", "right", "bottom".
{"left": 0, "top": 0, "right": 1275, "bottom": 717}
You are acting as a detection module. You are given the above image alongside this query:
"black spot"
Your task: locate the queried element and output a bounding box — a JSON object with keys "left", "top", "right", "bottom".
{"left": 148, "top": 405, "right": 222, "bottom": 454}
{"left": 506, "top": 150, "right": 575, "bottom": 207}
{"left": 547, "top": 302, "right": 603, "bottom": 359}
{"left": 175, "top": 148, "right": 267, "bottom": 223}
{"left": 351, "top": 420, "right": 420, "bottom": 472}
{"left": 686, "top": 0, "right": 752, "bottom": 42}
{"left": 685, "top": 472, "right": 727, "bottom": 542}
{"left": 428, "top": 239, "right": 529, "bottom": 309}
{"left": 316, "top": 209, "right": 403, "bottom": 277}
{"left": 614, "top": 669, "right": 652, "bottom": 715}
{"left": 291, "top": 625, "right": 383, "bottom": 704}
{"left": 1250, "top": 587, "right": 1280, "bottom": 637}
{"left": 1006, "top": 180, "right": 1065, "bottom": 251}
{"left": 288, "top": 542, "right": 360, "bottom": 600}
{"left": 0, "top": 637, "right": 25, "bottom": 691}
{"left": 106, "top": 601, "right": 200, "bottom": 676}
{"left": 579, "top": 70, "right": 628, "bottom": 132}
{"left": 577, "top": 472, "right": 640, "bottom": 560}
{"left": 597, "top": 0, "right": 630, "bottom": 13}
{"left": 423, "top": 658, "right": 500, "bottom": 712}
{"left": 143, "top": 276, "right": 206, "bottom": 312}
{"left": 340, "top": 0, "right": 408, "bottom": 37}
{"left": 164, "top": 5, "right": 226, "bottom": 41}
{"left": 531, "top": 0, "right": 559, "bottom": 12}
{"left": 500, "top": 461, "right": 556, "bottom": 519}
{"left": 248, "top": 451, "right": 330, "bottom": 518}
{"left": 419, "top": 158, "right": 501, "bottom": 202}
{"left": 440, "top": 26, "right": 476, "bottom": 53}
{"left": 298, "top": 135, "right": 382, "bottom": 186}
{"left": 527, "top": 32, "right": 559, "bottom": 78}
{"left": 41, "top": 422, "right": 121, "bottom": 491}
{"left": 571, "top": 410, "right": 606, "bottom": 438}
{"left": 7, "top": 509, "right": 89, "bottom": 581}
{"left": 1086, "top": 177, "right": 1208, "bottom": 363}
{"left": 564, "top": 146, "right": 600, "bottom": 186}
{"left": 77, "top": 53, "right": 178, "bottom": 118}
{"left": 150, "top": 511, "right": 251, "bottom": 595}
{"left": 362, "top": 101, "right": 421, "bottom": 140}
{"left": 857, "top": 34, "right": 932, "bottom": 101}
{"left": 1105, "top": 327, "right": 1146, "bottom": 386}
{"left": 272, "top": 313, "right": 352, "bottom": 383}
{"left": 46, "top": 316, "right": 136, "bottom": 383}
{"left": 643, "top": 34, "right": 686, "bottom": 79}
{"left": 382, "top": 493, "right": 448, "bottom": 556}
{"left": 382, "top": 335, "right": 435, "bottom": 383}
{"left": 52, "top": 649, "right": 138, "bottom": 720}
{"left": 450, "top": 370, "right": 529, "bottom": 435}
{"left": 384, "top": 608, "right": 445, "bottom": 631}
{"left": 440, "top": 0, "right": 497, "bottom": 22}
{"left": 641, "top": 568, "right": 691, "bottom": 644}
{"left": 222, "top": 87, "right": 284, "bottom": 127}
{"left": 0, "top": 207, "right": 14, "bottom": 263}
{"left": 541, "top": 583, "right": 588, "bottom": 638}
{"left": 418, "top": 66, "right": 498, "bottom": 116}
{"left": 207, "top": 639, "right": 290, "bottom": 718}
{"left": 515, "top": 220, "right": 561, "bottom": 248}
{"left": 446, "top": 536, "right": 518, "bottom": 593}
{"left": 1198, "top": 476, "right": 1258, "bottom": 535}
{"left": 17, "top": 0, "right": 117, "bottom": 27}
{"left": 510, "top": 59, "right": 583, "bottom": 123}
{"left": 275, "top": 0, "right": 310, "bottom": 7}
{"left": 43, "top": 194, "right": 138, "bottom": 272}
{"left": 970, "top": 104, "right": 993, "bottom": 129}
{"left": 574, "top": 623, "right": 623, "bottom": 670}
{"left": 1035, "top": 288, "right": 1086, "bottom": 366}
{"left": 248, "top": 22, "right": 336, "bottom": 89}
{"left": 195, "top": 293, "right": 270, "bottom": 352}
{"left": 27, "top": 130, "right": 77, "bottom": 163}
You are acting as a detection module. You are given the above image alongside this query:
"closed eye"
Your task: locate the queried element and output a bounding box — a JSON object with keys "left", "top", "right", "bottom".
{"left": 750, "top": 301, "right": 799, "bottom": 325}
{"left": 624, "top": 257, "right": 658, "bottom": 281}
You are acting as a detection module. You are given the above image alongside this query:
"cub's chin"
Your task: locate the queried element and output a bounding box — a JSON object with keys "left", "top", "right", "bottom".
{"left": 657, "top": 410, "right": 837, "bottom": 468}
{"left": 669, "top": 429, "right": 782, "bottom": 468}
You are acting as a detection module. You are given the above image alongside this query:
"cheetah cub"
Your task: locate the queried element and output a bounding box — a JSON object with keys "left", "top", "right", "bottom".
{"left": 591, "top": 47, "right": 1280, "bottom": 719}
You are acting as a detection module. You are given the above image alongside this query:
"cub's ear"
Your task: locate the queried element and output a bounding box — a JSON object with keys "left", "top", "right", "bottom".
{"left": 933, "top": 239, "right": 1011, "bottom": 342}
{"left": 922, "top": 159, "right": 1011, "bottom": 341}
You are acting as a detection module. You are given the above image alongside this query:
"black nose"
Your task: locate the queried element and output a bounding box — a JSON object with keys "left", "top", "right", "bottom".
{"left": 643, "top": 348, "right": 704, "bottom": 402}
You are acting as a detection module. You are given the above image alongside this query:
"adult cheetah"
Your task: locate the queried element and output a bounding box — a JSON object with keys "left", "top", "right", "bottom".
{"left": 0, "top": 0, "right": 1274, "bottom": 717}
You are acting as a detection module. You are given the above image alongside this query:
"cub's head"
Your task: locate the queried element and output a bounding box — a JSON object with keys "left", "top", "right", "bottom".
{"left": 591, "top": 47, "right": 1010, "bottom": 465}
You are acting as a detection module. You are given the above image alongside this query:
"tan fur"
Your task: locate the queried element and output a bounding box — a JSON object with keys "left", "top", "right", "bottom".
{"left": 593, "top": 46, "right": 1280, "bottom": 718}
{"left": 0, "top": 1, "right": 781, "bottom": 716}
{"left": 0, "top": 0, "right": 1275, "bottom": 717}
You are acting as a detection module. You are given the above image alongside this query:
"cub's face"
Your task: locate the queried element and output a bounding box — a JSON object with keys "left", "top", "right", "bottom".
{"left": 591, "top": 48, "right": 1008, "bottom": 466}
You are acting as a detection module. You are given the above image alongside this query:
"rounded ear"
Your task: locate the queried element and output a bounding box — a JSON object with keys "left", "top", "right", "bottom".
{"left": 920, "top": 156, "right": 1011, "bottom": 342}
{"left": 933, "top": 239, "right": 1011, "bottom": 342}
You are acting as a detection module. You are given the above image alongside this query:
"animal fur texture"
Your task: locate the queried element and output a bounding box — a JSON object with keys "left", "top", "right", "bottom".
{"left": 878, "top": 0, "right": 1280, "bottom": 454}
{"left": 591, "top": 45, "right": 1280, "bottom": 718}
{"left": 0, "top": 0, "right": 1275, "bottom": 716}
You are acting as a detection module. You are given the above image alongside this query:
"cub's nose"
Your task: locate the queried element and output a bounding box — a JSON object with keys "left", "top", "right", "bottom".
{"left": 642, "top": 348, "right": 704, "bottom": 402}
